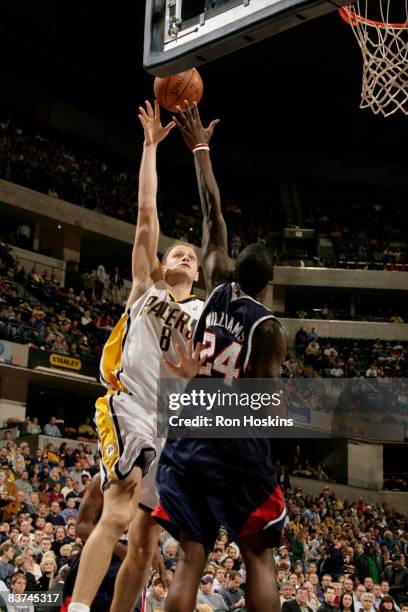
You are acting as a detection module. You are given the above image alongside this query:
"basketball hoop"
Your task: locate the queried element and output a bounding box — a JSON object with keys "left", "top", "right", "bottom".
{"left": 340, "top": 1, "right": 408, "bottom": 117}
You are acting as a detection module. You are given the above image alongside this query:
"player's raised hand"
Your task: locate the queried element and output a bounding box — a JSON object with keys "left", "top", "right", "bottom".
{"left": 173, "top": 100, "right": 220, "bottom": 150}
{"left": 138, "top": 100, "right": 175, "bottom": 146}
{"left": 163, "top": 338, "right": 205, "bottom": 379}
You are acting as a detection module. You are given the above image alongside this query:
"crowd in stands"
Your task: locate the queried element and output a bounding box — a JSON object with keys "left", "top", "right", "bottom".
{"left": 0, "top": 242, "right": 122, "bottom": 364}
{"left": 281, "top": 305, "right": 408, "bottom": 325}
{"left": 288, "top": 328, "right": 408, "bottom": 379}
{"left": 2, "top": 116, "right": 408, "bottom": 271}
{"left": 0, "top": 424, "right": 407, "bottom": 610}
{"left": 0, "top": 116, "right": 277, "bottom": 260}
{"left": 3, "top": 232, "right": 408, "bottom": 376}
{"left": 301, "top": 197, "right": 408, "bottom": 270}
{"left": 281, "top": 329, "right": 408, "bottom": 435}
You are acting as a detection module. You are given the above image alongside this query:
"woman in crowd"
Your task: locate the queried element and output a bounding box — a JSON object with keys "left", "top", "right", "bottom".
{"left": 38, "top": 553, "right": 58, "bottom": 591}
{"left": 48, "top": 481, "right": 64, "bottom": 506}
{"left": 83, "top": 444, "right": 95, "bottom": 466}
{"left": 25, "top": 417, "right": 41, "bottom": 435}
{"left": 14, "top": 554, "right": 37, "bottom": 591}
{"left": 222, "top": 556, "right": 235, "bottom": 573}
{"left": 379, "top": 596, "right": 397, "bottom": 612}
{"left": 339, "top": 592, "right": 355, "bottom": 612}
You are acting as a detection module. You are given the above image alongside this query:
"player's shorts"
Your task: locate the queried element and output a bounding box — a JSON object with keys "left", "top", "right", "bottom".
{"left": 152, "top": 437, "right": 286, "bottom": 550}
{"left": 96, "top": 390, "right": 156, "bottom": 489}
{"left": 139, "top": 436, "right": 166, "bottom": 511}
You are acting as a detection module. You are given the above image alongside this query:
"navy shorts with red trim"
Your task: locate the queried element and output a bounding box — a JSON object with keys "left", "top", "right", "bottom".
{"left": 152, "top": 437, "right": 285, "bottom": 549}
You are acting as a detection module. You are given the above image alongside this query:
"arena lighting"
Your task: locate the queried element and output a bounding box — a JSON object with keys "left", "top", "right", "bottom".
{"left": 144, "top": 0, "right": 352, "bottom": 75}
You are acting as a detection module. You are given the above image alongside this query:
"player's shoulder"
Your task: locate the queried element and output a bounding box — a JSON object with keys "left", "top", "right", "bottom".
{"left": 251, "top": 316, "right": 286, "bottom": 363}
{"left": 179, "top": 296, "right": 204, "bottom": 317}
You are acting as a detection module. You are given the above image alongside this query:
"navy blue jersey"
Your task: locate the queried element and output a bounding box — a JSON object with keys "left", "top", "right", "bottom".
{"left": 155, "top": 282, "right": 286, "bottom": 546}
{"left": 193, "top": 282, "right": 279, "bottom": 384}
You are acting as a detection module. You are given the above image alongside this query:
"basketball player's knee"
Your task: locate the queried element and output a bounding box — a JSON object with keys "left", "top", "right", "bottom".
{"left": 128, "top": 534, "right": 157, "bottom": 562}
{"left": 100, "top": 509, "right": 132, "bottom": 535}
{"left": 239, "top": 536, "right": 274, "bottom": 565}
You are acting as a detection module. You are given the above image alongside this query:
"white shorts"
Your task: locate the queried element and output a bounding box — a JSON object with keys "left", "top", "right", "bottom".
{"left": 95, "top": 391, "right": 159, "bottom": 491}
{"left": 139, "top": 436, "right": 166, "bottom": 510}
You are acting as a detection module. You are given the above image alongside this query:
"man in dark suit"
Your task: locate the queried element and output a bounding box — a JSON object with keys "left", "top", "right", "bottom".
{"left": 282, "top": 586, "right": 313, "bottom": 612}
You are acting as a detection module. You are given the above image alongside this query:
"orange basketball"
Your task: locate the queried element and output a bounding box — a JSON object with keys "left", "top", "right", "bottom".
{"left": 154, "top": 68, "right": 203, "bottom": 113}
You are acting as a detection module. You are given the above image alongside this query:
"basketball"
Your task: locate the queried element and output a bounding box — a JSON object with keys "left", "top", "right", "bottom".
{"left": 154, "top": 68, "right": 203, "bottom": 113}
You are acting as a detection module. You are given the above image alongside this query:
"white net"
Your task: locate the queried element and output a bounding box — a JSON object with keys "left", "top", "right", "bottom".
{"left": 341, "top": 0, "right": 408, "bottom": 117}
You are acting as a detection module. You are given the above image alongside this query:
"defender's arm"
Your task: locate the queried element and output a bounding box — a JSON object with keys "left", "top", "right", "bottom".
{"left": 173, "top": 102, "right": 232, "bottom": 292}
{"left": 250, "top": 319, "right": 286, "bottom": 378}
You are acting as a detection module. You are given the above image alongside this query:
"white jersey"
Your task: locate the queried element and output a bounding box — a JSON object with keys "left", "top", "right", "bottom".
{"left": 99, "top": 280, "right": 203, "bottom": 406}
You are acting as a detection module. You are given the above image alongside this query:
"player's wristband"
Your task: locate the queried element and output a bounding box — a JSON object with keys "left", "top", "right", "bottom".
{"left": 192, "top": 143, "right": 210, "bottom": 153}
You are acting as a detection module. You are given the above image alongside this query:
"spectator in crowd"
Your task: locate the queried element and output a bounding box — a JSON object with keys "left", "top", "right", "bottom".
{"left": 77, "top": 419, "right": 97, "bottom": 440}
{"left": 220, "top": 571, "right": 245, "bottom": 611}
{"left": 14, "top": 554, "right": 37, "bottom": 591}
{"left": 280, "top": 582, "right": 295, "bottom": 607}
{"left": 109, "top": 267, "right": 123, "bottom": 303}
{"left": 16, "top": 224, "right": 31, "bottom": 249}
{"left": 213, "top": 567, "right": 226, "bottom": 594}
{"left": 144, "top": 577, "right": 166, "bottom": 612}
{"left": 24, "top": 418, "right": 41, "bottom": 436}
{"left": 318, "top": 585, "right": 337, "bottom": 612}
{"left": 360, "top": 592, "right": 377, "bottom": 612}
{"left": 0, "top": 432, "right": 14, "bottom": 450}
{"left": 0, "top": 470, "right": 18, "bottom": 522}
{"left": 196, "top": 575, "right": 228, "bottom": 610}
{"left": 282, "top": 585, "right": 313, "bottom": 612}
{"left": 43, "top": 418, "right": 61, "bottom": 438}
{"left": 95, "top": 265, "right": 105, "bottom": 300}
{"left": 381, "top": 554, "right": 408, "bottom": 604}
{"left": 4, "top": 572, "right": 35, "bottom": 612}
{"left": 46, "top": 501, "right": 65, "bottom": 527}
{"left": 378, "top": 595, "right": 397, "bottom": 612}
{"left": 60, "top": 498, "right": 78, "bottom": 524}
{"left": 38, "top": 554, "right": 58, "bottom": 591}
{"left": 0, "top": 542, "right": 15, "bottom": 584}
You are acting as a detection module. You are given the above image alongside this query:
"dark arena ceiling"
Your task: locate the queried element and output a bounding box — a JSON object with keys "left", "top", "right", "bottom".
{"left": 0, "top": 1, "right": 407, "bottom": 170}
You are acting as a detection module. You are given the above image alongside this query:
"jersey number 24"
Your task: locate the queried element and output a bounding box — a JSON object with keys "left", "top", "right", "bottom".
{"left": 199, "top": 331, "right": 242, "bottom": 385}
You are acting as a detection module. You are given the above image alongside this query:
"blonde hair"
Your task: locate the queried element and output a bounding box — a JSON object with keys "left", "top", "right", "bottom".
{"left": 15, "top": 554, "right": 32, "bottom": 569}
{"left": 40, "top": 553, "right": 57, "bottom": 573}
{"left": 162, "top": 241, "right": 199, "bottom": 265}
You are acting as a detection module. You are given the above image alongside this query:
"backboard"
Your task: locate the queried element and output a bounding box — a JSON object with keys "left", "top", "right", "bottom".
{"left": 144, "top": 0, "right": 352, "bottom": 76}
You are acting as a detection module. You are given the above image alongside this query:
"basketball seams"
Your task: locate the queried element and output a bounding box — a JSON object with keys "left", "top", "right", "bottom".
{"left": 154, "top": 69, "right": 203, "bottom": 112}
{"left": 171, "top": 71, "right": 195, "bottom": 111}
{"left": 163, "top": 75, "right": 173, "bottom": 109}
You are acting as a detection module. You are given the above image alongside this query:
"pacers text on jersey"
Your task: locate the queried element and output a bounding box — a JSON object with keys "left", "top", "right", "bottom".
{"left": 140, "top": 294, "right": 195, "bottom": 351}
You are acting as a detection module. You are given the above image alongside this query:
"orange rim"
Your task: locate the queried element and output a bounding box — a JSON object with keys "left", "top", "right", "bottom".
{"left": 339, "top": 5, "right": 408, "bottom": 28}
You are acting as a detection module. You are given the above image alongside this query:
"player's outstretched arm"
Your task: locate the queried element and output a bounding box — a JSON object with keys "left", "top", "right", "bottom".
{"left": 251, "top": 319, "right": 287, "bottom": 378}
{"left": 173, "top": 101, "right": 232, "bottom": 292}
{"left": 126, "top": 100, "right": 175, "bottom": 310}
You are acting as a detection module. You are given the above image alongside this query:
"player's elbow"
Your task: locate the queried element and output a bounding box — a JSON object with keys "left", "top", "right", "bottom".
{"left": 137, "top": 199, "right": 157, "bottom": 215}
{"left": 75, "top": 522, "right": 93, "bottom": 542}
